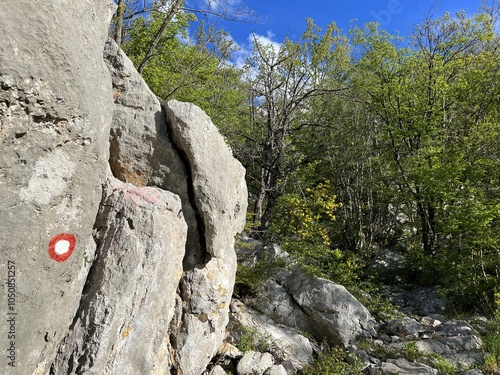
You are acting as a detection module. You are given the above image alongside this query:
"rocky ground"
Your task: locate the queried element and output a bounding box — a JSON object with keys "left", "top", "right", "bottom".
{"left": 205, "top": 238, "right": 490, "bottom": 375}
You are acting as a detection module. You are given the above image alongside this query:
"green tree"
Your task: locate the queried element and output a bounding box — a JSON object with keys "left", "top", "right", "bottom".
{"left": 122, "top": 8, "right": 246, "bottom": 128}
{"left": 238, "top": 19, "right": 350, "bottom": 232}
{"left": 352, "top": 11, "right": 500, "bottom": 254}
{"left": 349, "top": 10, "right": 500, "bottom": 309}
{"left": 111, "top": 0, "right": 257, "bottom": 69}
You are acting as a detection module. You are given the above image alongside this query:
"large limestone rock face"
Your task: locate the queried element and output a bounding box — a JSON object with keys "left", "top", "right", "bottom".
{"left": 0, "top": 1, "right": 115, "bottom": 373}
{"left": 1, "top": 3, "right": 247, "bottom": 375}
{"left": 165, "top": 100, "right": 248, "bottom": 374}
{"left": 104, "top": 39, "right": 247, "bottom": 373}
{"left": 103, "top": 40, "right": 201, "bottom": 271}
{"left": 104, "top": 40, "right": 188, "bottom": 194}
{"left": 165, "top": 100, "right": 247, "bottom": 261}
{"left": 49, "top": 176, "right": 187, "bottom": 374}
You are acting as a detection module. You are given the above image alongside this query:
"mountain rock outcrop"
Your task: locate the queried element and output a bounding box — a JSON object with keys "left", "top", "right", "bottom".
{"left": 50, "top": 177, "right": 187, "bottom": 374}
{"left": 1, "top": 0, "right": 116, "bottom": 373}
{"left": 0, "top": 1, "right": 247, "bottom": 374}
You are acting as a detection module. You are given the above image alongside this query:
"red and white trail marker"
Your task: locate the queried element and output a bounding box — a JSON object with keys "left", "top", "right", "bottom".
{"left": 48, "top": 233, "right": 76, "bottom": 262}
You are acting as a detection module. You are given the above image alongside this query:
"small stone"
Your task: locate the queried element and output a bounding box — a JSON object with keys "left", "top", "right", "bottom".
{"left": 237, "top": 351, "right": 274, "bottom": 375}
{"left": 265, "top": 365, "right": 288, "bottom": 375}
{"left": 212, "top": 365, "right": 227, "bottom": 375}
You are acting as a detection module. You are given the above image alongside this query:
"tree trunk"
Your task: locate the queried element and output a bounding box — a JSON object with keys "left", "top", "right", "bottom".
{"left": 253, "top": 181, "right": 266, "bottom": 224}
{"left": 259, "top": 188, "right": 279, "bottom": 232}
{"left": 113, "top": 0, "right": 125, "bottom": 47}
{"left": 416, "top": 199, "right": 436, "bottom": 254}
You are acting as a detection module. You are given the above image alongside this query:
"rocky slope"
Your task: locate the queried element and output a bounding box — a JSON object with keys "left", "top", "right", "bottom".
{"left": 0, "top": 1, "right": 246, "bottom": 374}
{"left": 212, "top": 240, "right": 487, "bottom": 375}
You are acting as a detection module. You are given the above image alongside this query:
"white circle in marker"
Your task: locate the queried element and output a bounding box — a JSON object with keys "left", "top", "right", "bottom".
{"left": 55, "top": 239, "right": 71, "bottom": 255}
{"left": 48, "top": 233, "right": 77, "bottom": 262}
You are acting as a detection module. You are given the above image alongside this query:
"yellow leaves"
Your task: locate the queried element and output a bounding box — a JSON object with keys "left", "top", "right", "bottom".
{"left": 273, "top": 180, "right": 342, "bottom": 247}
{"left": 495, "top": 292, "right": 500, "bottom": 308}
{"left": 319, "top": 228, "right": 331, "bottom": 246}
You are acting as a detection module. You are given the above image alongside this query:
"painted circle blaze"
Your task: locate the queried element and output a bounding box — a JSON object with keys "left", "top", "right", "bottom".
{"left": 48, "top": 233, "right": 76, "bottom": 262}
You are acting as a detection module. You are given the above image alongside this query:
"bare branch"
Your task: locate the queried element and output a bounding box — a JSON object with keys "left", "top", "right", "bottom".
{"left": 137, "top": 0, "right": 184, "bottom": 74}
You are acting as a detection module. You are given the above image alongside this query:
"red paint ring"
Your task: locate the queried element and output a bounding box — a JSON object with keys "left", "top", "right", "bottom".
{"left": 48, "top": 233, "right": 77, "bottom": 262}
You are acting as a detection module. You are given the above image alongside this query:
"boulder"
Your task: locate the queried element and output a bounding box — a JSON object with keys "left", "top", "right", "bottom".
{"left": 416, "top": 335, "right": 482, "bottom": 356}
{"left": 391, "top": 287, "right": 447, "bottom": 315}
{"left": 250, "top": 268, "right": 375, "bottom": 346}
{"left": 236, "top": 238, "right": 291, "bottom": 268}
{"left": 436, "top": 320, "right": 477, "bottom": 337}
{"left": 0, "top": 0, "right": 115, "bottom": 373}
{"left": 416, "top": 335, "right": 483, "bottom": 369}
{"left": 49, "top": 176, "right": 187, "bottom": 374}
{"left": 212, "top": 365, "right": 228, "bottom": 375}
{"left": 368, "top": 250, "right": 406, "bottom": 283}
{"left": 462, "top": 369, "right": 484, "bottom": 375}
{"left": 165, "top": 99, "right": 247, "bottom": 260}
{"left": 266, "top": 365, "right": 288, "bottom": 375}
{"left": 386, "top": 317, "right": 425, "bottom": 338}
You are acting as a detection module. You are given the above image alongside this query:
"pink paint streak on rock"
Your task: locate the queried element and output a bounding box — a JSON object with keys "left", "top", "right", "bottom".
{"left": 112, "top": 179, "right": 161, "bottom": 209}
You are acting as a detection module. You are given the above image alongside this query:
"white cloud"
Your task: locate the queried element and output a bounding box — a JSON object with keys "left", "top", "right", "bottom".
{"left": 248, "top": 31, "right": 282, "bottom": 53}
{"left": 226, "top": 30, "right": 283, "bottom": 69}
{"left": 198, "top": 0, "right": 243, "bottom": 13}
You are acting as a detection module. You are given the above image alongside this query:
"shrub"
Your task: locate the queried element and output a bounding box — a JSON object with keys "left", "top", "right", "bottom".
{"left": 302, "top": 346, "right": 362, "bottom": 375}
{"left": 234, "top": 250, "right": 288, "bottom": 298}
{"left": 235, "top": 325, "right": 284, "bottom": 360}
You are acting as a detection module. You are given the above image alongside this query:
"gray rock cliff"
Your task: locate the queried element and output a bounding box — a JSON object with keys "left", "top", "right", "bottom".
{"left": 0, "top": 2, "right": 247, "bottom": 374}
{"left": 1, "top": 0, "right": 116, "bottom": 373}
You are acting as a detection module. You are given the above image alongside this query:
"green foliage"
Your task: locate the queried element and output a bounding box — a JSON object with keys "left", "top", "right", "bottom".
{"left": 270, "top": 178, "right": 364, "bottom": 286}
{"left": 122, "top": 10, "right": 246, "bottom": 128}
{"left": 234, "top": 249, "right": 288, "bottom": 298}
{"left": 394, "top": 248, "right": 500, "bottom": 314}
{"left": 302, "top": 346, "right": 362, "bottom": 375}
{"left": 483, "top": 310, "right": 500, "bottom": 374}
{"left": 272, "top": 179, "right": 341, "bottom": 246}
{"left": 345, "top": 10, "right": 500, "bottom": 312}
{"left": 235, "top": 325, "right": 283, "bottom": 360}
{"left": 235, "top": 325, "right": 266, "bottom": 353}
{"left": 351, "top": 10, "right": 500, "bottom": 256}
{"left": 401, "top": 342, "right": 420, "bottom": 362}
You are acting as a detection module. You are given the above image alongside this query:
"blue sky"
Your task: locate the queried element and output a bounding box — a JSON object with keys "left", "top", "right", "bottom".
{"left": 219, "top": 0, "right": 484, "bottom": 40}
{"left": 199, "top": 0, "right": 485, "bottom": 64}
